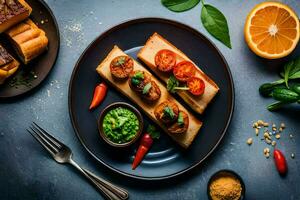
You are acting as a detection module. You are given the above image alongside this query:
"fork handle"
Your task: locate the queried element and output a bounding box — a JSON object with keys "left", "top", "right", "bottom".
{"left": 82, "top": 168, "right": 129, "bottom": 200}
{"left": 69, "top": 159, "right": 129, "bottom": 200}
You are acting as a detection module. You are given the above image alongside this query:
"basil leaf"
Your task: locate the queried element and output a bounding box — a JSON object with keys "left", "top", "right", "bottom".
{"left": 163, "top": 106, "right": 175, "bottom": 119}
{"left": 161, "top": 0, "right": 200, "bottom": 12}
{"left": 177, "top": 112, "right": 184, "bottom": 126}
{"left": 142, "top": 82, "right": 152, "bottom": 94}
{"left": 201, "top": 4, "right": 231, "bottom": 48}
{"left": 283, "top": 60, "right": 294, "bottom": 87}
{"left": 133, "top": 71, "right": 144, "bottom": 79}
{"left": 147, "top": 125, "right": 160, "bottom": 139}
{"left": 167, "top": 75, "right": 179, "bottom": 93}
{"left": 131, "top": 78, "right": 140, "bottom": 86}
{"left": 280, "top": 57, "right": 300, "bottom": 86}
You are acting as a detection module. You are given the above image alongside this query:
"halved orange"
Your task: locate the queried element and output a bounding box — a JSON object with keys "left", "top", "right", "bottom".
{"left": 244, "top": 2, "right": 300, "bottom": 59}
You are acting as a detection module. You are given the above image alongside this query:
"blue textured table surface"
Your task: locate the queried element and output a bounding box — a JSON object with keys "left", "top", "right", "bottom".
{"left": 1, "top": 0, "right": 300, "bottom": 199}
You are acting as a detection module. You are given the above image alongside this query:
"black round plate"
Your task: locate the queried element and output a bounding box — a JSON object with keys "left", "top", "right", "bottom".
{"left": 0, "top": 0, "right": 60, "bottom": 99}
{"left": 69, "top": 18, "right": 234, "bottom": 180}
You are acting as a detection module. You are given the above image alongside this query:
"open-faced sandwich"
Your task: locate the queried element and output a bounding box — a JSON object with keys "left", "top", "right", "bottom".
{"left": 0, "top": 44, "right": 19, "bottom": 84}
{"left": 138, "top": 33, "right": 219, "bottom": 114}
{"left": 96, "top": 45, "right": 202, "bottom": 148}
{"left": 0, "top": 0, "right": 32, "bottom": 33}
{"left": 6, "top": 19, "right": 48, "bottom": 64}
{"left": 154, "top": 100, "right": 189, "bottom": 134}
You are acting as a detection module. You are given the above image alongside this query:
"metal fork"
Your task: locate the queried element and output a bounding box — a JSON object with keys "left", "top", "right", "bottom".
{"left": 27, "top": 122, "right": 129, "bottom": 200}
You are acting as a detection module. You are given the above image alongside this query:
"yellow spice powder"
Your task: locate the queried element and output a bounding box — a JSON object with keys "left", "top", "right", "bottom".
{"left": 209, "top": 173, "right": 242, "bottom": 200}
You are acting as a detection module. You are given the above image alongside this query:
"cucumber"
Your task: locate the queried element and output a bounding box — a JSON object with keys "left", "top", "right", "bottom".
{"left": 272, "top": 88, "right": 299, "bottom": 103}
{"left": 259, "top": 83, "right": 286, "bottom": 97}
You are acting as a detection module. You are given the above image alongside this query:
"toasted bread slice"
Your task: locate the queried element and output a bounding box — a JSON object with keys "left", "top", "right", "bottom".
{"left": 138, "top": 33, "right": 219, "bottom": 114}
{"left": 0, "top": 0, "right": 32, "bottom": 33}
{"left": 97, "top": 45, "right": 203, "bottom": 148}
{"left": 6, "top": 19, "right": 48, "bottom": 64}
{"left": 0, "top": 44, "right": 19, "bottom": 84}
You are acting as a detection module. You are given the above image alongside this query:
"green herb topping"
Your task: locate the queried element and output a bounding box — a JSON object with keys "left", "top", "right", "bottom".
{"left": 114, "top": 56, "right": 126, "bottom": 66}
{"left": 177, "top": 112, "right": 184, "bottom": 126}
{"left": 163, "top": 106, "right": 175, "bottom": 119}
{"left": 131, "top": 71, "right": 144, "bottom": 86}
{"left": 167, "top": 75, "right": 189, "bottom": 93}
{"left": 147, "top": 125, "right": 160, "bottom": 139}
{"left": 143, "top": 82, "right": 152, "bottom": 94}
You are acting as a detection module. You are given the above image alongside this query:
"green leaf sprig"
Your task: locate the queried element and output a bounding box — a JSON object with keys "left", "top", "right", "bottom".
{"left": 143, "top": 82, "right": 152, "bottom": 94}
{"left": 163, "top": 106, "right": 175, "bottom": 119}
{"left": 177, "top": 112, "right": 184, "bottom": 126}
{"left": 167, "top": 75, "right": 189, "bottom": 93}
{"left": 259, "top": 57, "right": 300, "bottom": 111}
{"left": 161, "top": 0, "right": 200, "bottom": 12}
{"left": 161, "top": 0, "right": 231, "bottom": 48}
{"left": 147, "top": 125, "right": 160, "bottom": 139}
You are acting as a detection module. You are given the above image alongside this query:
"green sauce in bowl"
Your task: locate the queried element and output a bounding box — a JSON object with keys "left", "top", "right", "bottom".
{"left": 102, "top": 107, "right": 140, "bottom": 144}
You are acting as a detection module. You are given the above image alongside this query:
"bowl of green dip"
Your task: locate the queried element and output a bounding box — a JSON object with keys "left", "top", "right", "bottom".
{"left": 98, "top": 102, "right": 143, "bottom": 147}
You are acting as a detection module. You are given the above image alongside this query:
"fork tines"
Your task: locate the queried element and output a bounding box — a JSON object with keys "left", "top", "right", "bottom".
{"left": 27, "top": 122, "right": 62, "bottom": 156}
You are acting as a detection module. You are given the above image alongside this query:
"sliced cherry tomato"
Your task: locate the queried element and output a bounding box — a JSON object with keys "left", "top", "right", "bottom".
{"left": 154, "top": 49, "right": 176, "bottom": 72}
{"left": 187, "top": 77, "right": 205, "bottom": 96}
{"left": 173, "top": 61, "right": 197, "bottom": 82}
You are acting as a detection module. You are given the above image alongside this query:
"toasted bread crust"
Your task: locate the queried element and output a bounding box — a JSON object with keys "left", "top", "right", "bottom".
{"left": 0, "top": 0, "right": 32, "bottom": 33}
{"left": 97, "top": 46, "right": 203, "bottom": 148}
{"left": 0, "top": 45, "right": 19, "bottom": 84}
{"left": 6, "top": 19, "right": 48, "bottom": 64}
{"left": 138, "top": 32, "right": 219, "bottom": 114}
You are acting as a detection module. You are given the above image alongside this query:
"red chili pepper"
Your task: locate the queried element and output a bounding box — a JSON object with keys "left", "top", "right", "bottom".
{"left": 132, "top": 133, "right": 153, "bottom": 170}
{"left": 273, "top": 149, "right": 288, "bottom": 175}
{"left": 89, "top": 83, "right": 107, "bottom": 110}
{"left": 132, "top": 126, "right": 160, "bottom": 170}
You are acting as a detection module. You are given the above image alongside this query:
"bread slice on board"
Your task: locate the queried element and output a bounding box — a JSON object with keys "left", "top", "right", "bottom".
{"left": 6, "top": 19, "right": 48, "bottom": 64}
{"left": 138, "top": 32, "right": 219, "bottom": 114}
{"left": 0, "top": 44, "right": 19, "bottom": 84}
{"left": 0, "top": 0, "right": 32, "bottom": 33}
{"left": 96, "top": 45, "right": 203, "bottom": 148}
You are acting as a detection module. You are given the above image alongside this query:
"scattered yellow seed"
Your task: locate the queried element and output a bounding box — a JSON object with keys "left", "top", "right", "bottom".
{"left": 278, "top": 127, "right": 283, "bottom": 132}
{"left": 255, "top": 128, "right": 259, "bottom": 135}
{"left": 275, "top": 134, "right": 281, "bottom": 139}
{"left": 271, "top": 141, "right": 276, "bottom": 146}
{"left": 272, "top": 127, "right": 277, "bottom": 131}
{"left": 257, "top": 120, "right": 264, "bottom": 126}
{"left": 263, "top": 122, "right": 269, "bottom": 127}
{"left": 247, "top": 138, "right": 253, "bottom": 145}
{"left": 280, "top": 123, "right": 285, "bottom": 129}
{"left": 41, "top": 20, "right": 44, "bottom": 24}
{"left": 264, "top": 147, "right": 270, "bottom": 154}
{"left": 264, "top": 148, "right": 270, "bottom": 158}
{"left": 253, "top": 122, "right": 258, "bottom": 128}
{"left": 264, "top": 132, "right": 271, "bottom": 140}
{"left": 265, "top": 138, "right": 272, "bottom": 144}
